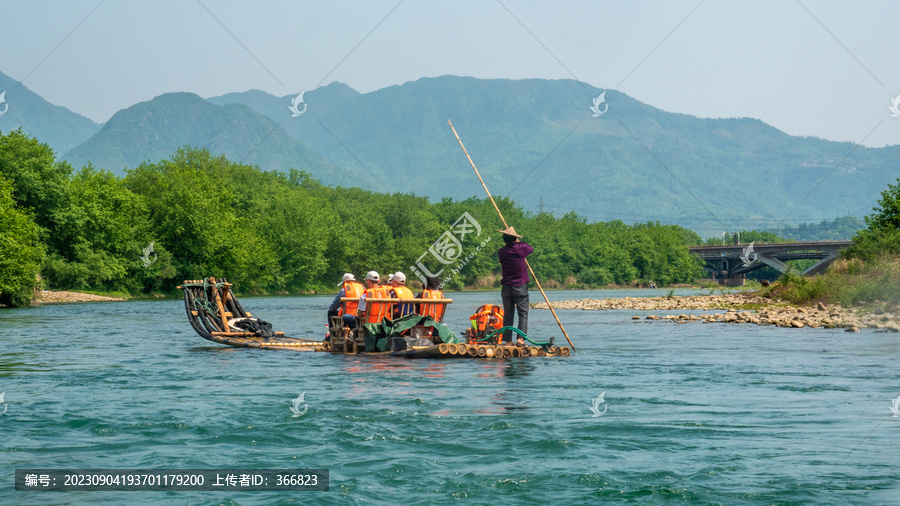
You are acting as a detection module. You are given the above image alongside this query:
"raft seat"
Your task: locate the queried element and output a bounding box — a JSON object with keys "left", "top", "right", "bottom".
{"left": 328, "top": 297, "right": 368, "bottom": 353}
{"left": 329, "top": 297, "right": 454, "bottom": 353}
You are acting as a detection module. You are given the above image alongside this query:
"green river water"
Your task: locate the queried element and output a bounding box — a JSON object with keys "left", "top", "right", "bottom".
{"left": 1, "top": 289, "right": 898, "bottom": 504}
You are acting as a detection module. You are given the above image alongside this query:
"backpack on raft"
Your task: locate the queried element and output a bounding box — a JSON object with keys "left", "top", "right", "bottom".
{"left": 463, "top": 304, "right": 504, "bottom": 345}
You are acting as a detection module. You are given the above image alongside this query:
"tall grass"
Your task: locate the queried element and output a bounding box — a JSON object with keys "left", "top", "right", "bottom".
{"left": 770, "top": 254, "right": 900, "bottom": 306}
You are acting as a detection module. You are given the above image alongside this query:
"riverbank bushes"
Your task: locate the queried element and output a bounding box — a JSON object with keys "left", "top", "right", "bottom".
{"left": 0, "top": 130, "right": 705, "bottom": 306}
{"left": 771, "top": 178, "right": 900, "bottom": 306}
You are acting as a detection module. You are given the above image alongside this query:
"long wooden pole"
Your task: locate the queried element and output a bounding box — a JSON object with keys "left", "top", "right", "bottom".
{"left": 447, "top": 120, "right": 576, "bottom": 352}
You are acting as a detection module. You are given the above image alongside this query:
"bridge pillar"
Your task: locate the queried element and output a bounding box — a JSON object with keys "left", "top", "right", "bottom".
{"left": 757, "top": 254, "right": 790, "bottom": 274}
{"left": 718, "top": 275, "right": 744, "bottom": 287}
{"left": 802, "top": 251, "right": 839, "bottom": 276}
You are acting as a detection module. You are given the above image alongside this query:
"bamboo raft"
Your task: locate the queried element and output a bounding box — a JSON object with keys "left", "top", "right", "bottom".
{"left": 180, "top": 277, "right": 571, "bottom": 358}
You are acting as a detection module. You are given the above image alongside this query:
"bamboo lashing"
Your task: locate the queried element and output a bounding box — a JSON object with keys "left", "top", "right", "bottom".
{"left": 447, "top": 120, "right": 576, "bottom": 352}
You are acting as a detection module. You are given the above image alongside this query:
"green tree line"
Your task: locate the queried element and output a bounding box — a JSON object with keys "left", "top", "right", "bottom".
{"left": 0, "top": 129, "right": 705, "bottom": 306}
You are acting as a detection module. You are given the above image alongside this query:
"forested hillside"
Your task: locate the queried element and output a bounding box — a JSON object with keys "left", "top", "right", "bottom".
{"left": 0, "top": 130, "right": 705, "bottom": 306}
{"left": 63, "top": 93, "right": 357, "bottom": 187}
{"left": 208, "top": 76, "right": 900, "bottom": 234}
{"left": 773, "top": 216, "right": 866, "bottom": 241}
{"left": 4, "top": 73, "right": 895, "bottom": 238}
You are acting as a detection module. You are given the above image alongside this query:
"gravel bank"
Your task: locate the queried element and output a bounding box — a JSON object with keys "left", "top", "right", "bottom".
{"left": 533, "top": 294, "right": 900, "bottom": 332}
{"left": 33, "top": 291, "right": 126, "bottom": 304}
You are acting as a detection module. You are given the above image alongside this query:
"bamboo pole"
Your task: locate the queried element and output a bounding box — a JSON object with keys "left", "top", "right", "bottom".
{"left": 447, "top": 120, "right": 576, "bottom": 352}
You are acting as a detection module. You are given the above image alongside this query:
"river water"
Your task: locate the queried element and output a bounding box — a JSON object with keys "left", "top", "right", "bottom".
{"left": 1, "top": 289, "right": 898, "bottom": 504}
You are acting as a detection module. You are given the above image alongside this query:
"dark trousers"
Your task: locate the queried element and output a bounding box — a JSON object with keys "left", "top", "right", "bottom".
{"left": 501, "top": 284, "right": 529, "bottom": 343}
{"left": 327, "top": 310, "right": 340, "bottom": 329}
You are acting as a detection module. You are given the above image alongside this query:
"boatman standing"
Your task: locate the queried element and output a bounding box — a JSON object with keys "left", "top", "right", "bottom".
{"left": 497, "top": 226, "right": 533, "bottom": 346}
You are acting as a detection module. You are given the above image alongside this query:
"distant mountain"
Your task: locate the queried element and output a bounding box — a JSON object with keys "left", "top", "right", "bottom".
{"left": 208, "top": 76, "right": 900, "bottom": 235}
{"left": 63, "top": 92, "right": 355, "bottom": 186}
{"left": 0, "top": 70, "right": 100, "bottom": 154}
{"left": 207, "top": 82, "right": 360, "bottom": 123}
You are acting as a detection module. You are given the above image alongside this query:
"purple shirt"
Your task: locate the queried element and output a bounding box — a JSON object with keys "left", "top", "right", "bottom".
{"left": 498, "top": 241, "right": 533, "bottom": 286}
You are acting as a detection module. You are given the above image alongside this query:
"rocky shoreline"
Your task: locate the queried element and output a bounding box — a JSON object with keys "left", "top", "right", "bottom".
{"left": 33, "top": 291, "right": 126, "bottom": 304}
{"left": 533, "top": 294, "right": 900, "bottom": 332}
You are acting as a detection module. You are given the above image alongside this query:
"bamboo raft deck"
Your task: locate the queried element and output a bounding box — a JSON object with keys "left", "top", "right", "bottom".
{"left": 387, "top": 342, "right": 570, "bottom": 358}
{"left": 180, "top": 277, "right": 571, "bottom": 358}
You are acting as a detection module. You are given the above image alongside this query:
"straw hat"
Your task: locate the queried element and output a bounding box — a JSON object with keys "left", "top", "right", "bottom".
{"left": 497, "top": 226, "right": 522, "bottom": 238}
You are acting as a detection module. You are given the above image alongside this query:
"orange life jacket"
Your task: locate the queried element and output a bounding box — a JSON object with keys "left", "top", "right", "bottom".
{"left": 469, "top": 304, "right": 504, "bottom": 332}
{"left": 390, "top": 285, "right": 415, "bottom": 317}
{"left": 363, "top": 285, "right": 392, "bottom": 324}
{"left": 339, "top": 280, "right": 365, "bottom": 316}
{"left": 419, "top": 288, "right": 445, "bottom": 321}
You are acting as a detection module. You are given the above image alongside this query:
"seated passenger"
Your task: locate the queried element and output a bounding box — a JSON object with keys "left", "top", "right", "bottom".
{"left": 416, "top": 275, "right": 445, "bottom": 321}
{"left": 389, "top": 271, "right": 415, "bottom": 318}
{"left": 328, "top": 273, "right": 365, "bottom": 330}
{"left": 358, "top": 271, "right": 392, "bottom": 325}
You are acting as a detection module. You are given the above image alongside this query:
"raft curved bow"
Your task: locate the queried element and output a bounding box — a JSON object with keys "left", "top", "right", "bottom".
{"left": 0, "top": 392, "right": 6, "bottom": 416}
{"left": 891, "top": 395, "right": 900, "bottom": 417}
{"left": 590, "top": 392, "right": 607, "bottom": 417}
{"left": 290, "top": 392, "right": 308, "bottom": 417}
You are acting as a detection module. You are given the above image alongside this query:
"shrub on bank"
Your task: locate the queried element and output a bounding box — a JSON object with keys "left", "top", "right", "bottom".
{"left": 772, "top": 178, "right": 900, "bottom": 308}
{"left": 772, "top": 254, "right": 900, "bottom": 307}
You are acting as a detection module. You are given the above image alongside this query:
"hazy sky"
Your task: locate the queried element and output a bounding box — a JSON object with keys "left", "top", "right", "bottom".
{"left": 1, "top": 0, "right": 899, "bottom": 149}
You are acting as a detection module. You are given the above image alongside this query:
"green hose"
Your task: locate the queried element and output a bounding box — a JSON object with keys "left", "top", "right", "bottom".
{"left": 484, "top": 327, "right": 553, "bottom": 349}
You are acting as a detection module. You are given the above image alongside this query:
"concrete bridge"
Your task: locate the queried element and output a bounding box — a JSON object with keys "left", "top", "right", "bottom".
{"left": 689, "top": 241, "right": 853, "bottom": 286}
